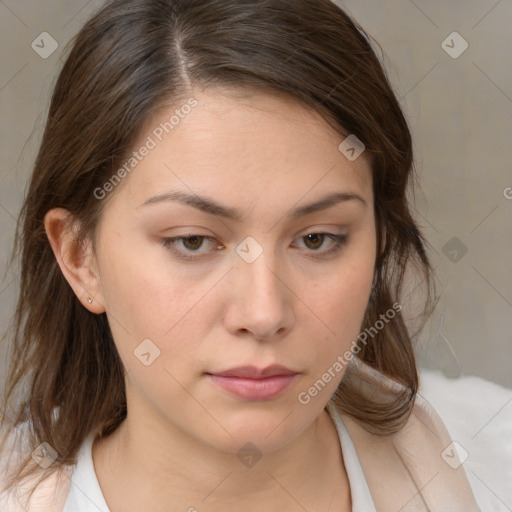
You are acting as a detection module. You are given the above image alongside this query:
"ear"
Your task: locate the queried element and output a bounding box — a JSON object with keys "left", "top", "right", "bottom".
{"left": 44, "top": 208, "right": 105, "bottom": 314}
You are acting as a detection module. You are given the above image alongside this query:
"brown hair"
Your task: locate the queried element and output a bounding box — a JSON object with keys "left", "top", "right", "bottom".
{"left": 1, "top": 0, "right": 435, "bottom": 499}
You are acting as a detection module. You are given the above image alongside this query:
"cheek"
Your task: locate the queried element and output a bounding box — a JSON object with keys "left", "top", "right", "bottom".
{"left": 95, "top": 236, "right": 177, "bottom": 342}
{"left": 293, "top": 275, "right": 373, "bottom": 411}
{"left": 97, "top": 236, "right": 225, "bottom": 369}
{"left": 303, "top": 244, "right": 375, "bottom": 361}
{"left": 311, "top": 267, "right": 372, "bottom": 352}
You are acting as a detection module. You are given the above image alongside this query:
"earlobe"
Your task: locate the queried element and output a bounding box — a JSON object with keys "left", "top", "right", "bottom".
{"left": 43, "top": 208, "right": 106, "bottom": 314}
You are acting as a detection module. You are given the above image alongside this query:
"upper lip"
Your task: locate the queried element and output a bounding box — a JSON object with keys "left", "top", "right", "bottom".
{"left": 209, "top": 365, "right": 298, "bottom": 379}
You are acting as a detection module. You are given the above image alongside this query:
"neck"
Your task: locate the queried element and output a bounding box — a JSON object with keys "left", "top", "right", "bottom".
{"left": 92, "top": 395, "right": 351, "bottom": 511}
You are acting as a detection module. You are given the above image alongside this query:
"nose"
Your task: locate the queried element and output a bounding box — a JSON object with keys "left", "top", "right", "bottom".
{"left": 223, "top": 246, "right": 294, "bottom": 341}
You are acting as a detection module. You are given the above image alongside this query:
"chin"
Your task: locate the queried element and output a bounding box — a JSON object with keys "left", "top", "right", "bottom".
{"left": 201, "top": 404, "right": 317, "bottom": 455}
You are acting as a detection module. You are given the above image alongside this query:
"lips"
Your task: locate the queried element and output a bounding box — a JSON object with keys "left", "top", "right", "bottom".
{"left": 211, "top": 365, "right": 297, "bottom": 379}
{"left": 206, "top": 365, "right": 299, "bottom": 401}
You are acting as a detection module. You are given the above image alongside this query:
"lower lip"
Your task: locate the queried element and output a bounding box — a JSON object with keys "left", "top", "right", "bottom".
{"left": 207, "top": 374, "right": 297, "bottom": 401}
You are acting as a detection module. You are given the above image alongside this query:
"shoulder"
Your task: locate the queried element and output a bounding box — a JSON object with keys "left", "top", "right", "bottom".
{"left": 0, "top": 420, "right": 73, "bottom": 512}
{"left": 418, "top": 369, "right": 512, "bottom": 511}
{"left": 390, "top": 392, "right": 483, "bottom": 511}
{"left": 334, "top": 360, "right": 483, "bottom": 511}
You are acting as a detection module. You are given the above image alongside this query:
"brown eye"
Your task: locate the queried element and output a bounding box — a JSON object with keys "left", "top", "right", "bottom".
{"left": 295, "top": 232, "right": 348, "bottom": 258}
{"left": 161, "top": 235, "right": 221, "bottom": 261}
{"left": 303, "top": 233, "right": 325, "bottom": 250}
{"left": 181, "top": 236, "right": 204, "bottom": 250}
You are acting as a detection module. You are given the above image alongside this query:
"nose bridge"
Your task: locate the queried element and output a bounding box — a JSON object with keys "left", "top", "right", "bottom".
{"left": 238, "top": 236, "right": 283, "bottom": 303}
{"left": 230, "top": 234, "right": 292, "bottom": 338}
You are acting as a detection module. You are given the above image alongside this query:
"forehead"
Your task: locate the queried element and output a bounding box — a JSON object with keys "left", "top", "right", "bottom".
{"left": 109, "top": 87, "right": 372, "bottom": 212}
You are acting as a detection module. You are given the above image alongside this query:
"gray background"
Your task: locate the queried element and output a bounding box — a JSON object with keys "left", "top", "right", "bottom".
{"left": 0, "top": 0, "right": 511, "bottom": 393}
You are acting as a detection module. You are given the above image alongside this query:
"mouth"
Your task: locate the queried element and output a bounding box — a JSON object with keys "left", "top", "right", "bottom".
{"left": 206, "top": 365, "right": 299, "bottom": 401}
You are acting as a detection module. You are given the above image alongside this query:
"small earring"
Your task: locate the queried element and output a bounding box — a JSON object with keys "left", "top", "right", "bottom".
{"left": 87, "top": 298, "right": 93, "bottom": 304}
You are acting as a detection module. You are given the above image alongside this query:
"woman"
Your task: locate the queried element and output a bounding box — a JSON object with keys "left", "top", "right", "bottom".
{"left": 0, "top": 0, "right": 481, "bottom": 510}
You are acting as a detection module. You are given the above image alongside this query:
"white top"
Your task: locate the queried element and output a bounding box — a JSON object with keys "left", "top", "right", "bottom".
{"left": 62, "top": 402, "right": 376, "bottom": 511}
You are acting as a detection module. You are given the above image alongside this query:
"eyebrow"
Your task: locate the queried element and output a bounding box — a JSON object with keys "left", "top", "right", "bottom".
{"left": 139, "top": 190, "right": 367, "bottom": 222}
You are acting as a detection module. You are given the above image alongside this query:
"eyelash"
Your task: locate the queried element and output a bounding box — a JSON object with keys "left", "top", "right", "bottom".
{"left": 160, "top": 232, "right": 348, "bottom": 261}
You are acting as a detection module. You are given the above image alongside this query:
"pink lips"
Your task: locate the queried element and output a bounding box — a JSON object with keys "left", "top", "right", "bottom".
{"left": 207, "top": 365, "right": 298, "bottom": 401}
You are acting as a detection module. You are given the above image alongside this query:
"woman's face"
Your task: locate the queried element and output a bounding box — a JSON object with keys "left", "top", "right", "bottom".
{"left": 90, "top": 87, "right": 377, "bottom": 454}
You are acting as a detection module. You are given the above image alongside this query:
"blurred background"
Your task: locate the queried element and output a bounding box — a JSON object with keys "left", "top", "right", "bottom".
{"left": 0, "top": 0, "right": 511, "bottom": 395}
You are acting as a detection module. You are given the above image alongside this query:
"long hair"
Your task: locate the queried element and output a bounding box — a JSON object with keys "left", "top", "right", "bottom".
{"left": 1, "top": 0, "right": 435, "bottom": 499}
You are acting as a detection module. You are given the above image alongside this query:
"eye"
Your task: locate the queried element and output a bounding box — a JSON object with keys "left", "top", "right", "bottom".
{"left": 161, "top": 235, "right": 220, "bottom": 261}
{"left": 294, "top": 233, "right": 348, "bottom": 257}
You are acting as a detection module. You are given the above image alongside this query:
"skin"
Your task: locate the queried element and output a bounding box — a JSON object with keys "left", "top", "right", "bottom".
{"left": 45, "top": 86, "right": 377, "bottom": 511}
